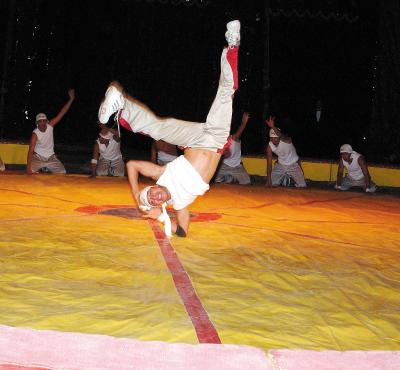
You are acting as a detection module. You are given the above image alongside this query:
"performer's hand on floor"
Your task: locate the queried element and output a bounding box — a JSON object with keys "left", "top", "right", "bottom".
{"left": 141, "top": 207, "right": 162, "bottom": 220}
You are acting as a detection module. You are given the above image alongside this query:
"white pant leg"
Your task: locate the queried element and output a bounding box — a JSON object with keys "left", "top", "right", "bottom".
{"left": 341, "top": 175, "right": 374, "bottom": 191}
{"left": 120, "top": 98, "right": 204, "bottom": 147}
{"left": 96, "top": 158, "right": 111, "bottom": 176}
{"left": 287, "top": 163, "right": 306, "bottom": 187}
{"left": 203, "top": 47, "right": 237, "bottom": 150}
{"left": 31, "top": 154, "right": 66, "bottom": 174}
{"left": 110, "top": 157, "right": 125, "bottom": 177}
{"left": 271, "top": 162, "right": 287, "bottom": 186}
{"left": 215, "top": 163, "right": 250, "bottom": 185}
{"left": 119, "top": 47, "right": 237, "bottom": 151}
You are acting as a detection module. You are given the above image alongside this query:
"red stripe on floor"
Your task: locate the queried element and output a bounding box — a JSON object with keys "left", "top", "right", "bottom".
{"left": 149, "top": 220, "right": 221, "bottom": 344}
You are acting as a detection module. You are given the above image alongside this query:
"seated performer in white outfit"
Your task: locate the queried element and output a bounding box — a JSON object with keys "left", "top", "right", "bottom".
{"left": 98, "top": 20, "right": 241, "bottom": 237}
{"left": 265, "top": 116, "right": 306, "bottom": 188}
{"left": 90, "top": 125, "right": 125, "bottom": 178}
{"left": 215, "top": 111, "right": 251, "bottom": 185}
{"left": 26, "top": 89, "right": 75, "bottom": 174}
{"left": 335, "top": 144, "right": 377, "bottom": 192}
{"left": 151, "top": 140, "right": 178, "bottom": 166}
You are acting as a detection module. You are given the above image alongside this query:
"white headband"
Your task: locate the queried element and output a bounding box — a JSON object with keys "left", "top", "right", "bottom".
{"left": 138, "top": 186, "right": 172, "bottom": 237}
{"left": 99, "top": 131, "right": 113, "bottom": 140}
{"left": 269, "top": 128, "right": 280, "bottom": 138}
{"left": 139, "top": 186, "right": 153, "bottom": 208}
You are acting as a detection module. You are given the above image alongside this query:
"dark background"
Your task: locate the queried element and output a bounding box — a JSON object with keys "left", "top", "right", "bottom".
{"left": 0, "top": 0, "right": 399, "bottom": 163}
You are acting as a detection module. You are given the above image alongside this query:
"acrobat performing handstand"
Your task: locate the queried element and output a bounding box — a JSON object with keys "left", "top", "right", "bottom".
{"left": 98, "top": 20, "right": 241, "bottom": 237}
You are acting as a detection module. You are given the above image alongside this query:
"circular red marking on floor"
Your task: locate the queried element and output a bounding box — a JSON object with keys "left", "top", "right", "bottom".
{"left": 75, "top": 205, "right": 221, "bottom": 223}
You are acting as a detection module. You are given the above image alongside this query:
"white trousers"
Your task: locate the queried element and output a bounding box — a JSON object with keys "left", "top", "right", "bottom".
{"left": 119, "top": 47, "right": 238, "bottom": 152}
{"left": 96, "top": 157, "right": 125, "bottom": 177}
{"left": 272, "top": 162, "right": 306, "bottom": 187}
{"left": 31, "top": 153, "right": 66, "bottom": 174}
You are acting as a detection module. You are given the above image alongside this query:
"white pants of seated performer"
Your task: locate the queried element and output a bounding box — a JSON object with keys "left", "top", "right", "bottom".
{"left": 272, "top": 162, "right": 306, "bottom": 187}
{"left": 215, "top": 163, "right": 251, "bottom": 185}
{"left": 31, "top": 153, "right": 66, "bottom": 174}
{"left": 120, "top": 48, "right": 235, "bottom": 151}
{"left": 340, "top": 175, "right": 376, "bottom": 192}
{"left": 96, "top": 157, "right": 125, "bottom": 177}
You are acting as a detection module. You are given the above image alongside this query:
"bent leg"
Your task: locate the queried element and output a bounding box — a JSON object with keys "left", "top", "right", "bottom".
{"left": 30, "top": 154, "right": 46, "bottom": 173}
{"left": 110, "top": 158, "right": 125, "bottom": 177}
{"left": 288, "top": 163, "right": 306, "bottom": 187}
{"left": 45, "top": 155, "right": 66, "bottom": 174}
{"left": 341, "top": 175, "right": 357, "bottom": 190}
{"left": 271, "top": 163, "right": 287, "bottom": 186}
{"left": 96, "top": 158, "right": 111, "bottom": 176}
{"left": 119, "top": 96, "right": 203, "bottom": 147}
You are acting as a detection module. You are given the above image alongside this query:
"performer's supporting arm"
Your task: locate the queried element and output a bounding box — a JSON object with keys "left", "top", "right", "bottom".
{"left": 26, "top": 133, "right": 38, "bottom": 175}
{"left": 358, "top": 155, "right": 372, "bottom": 190}
{"left": 174, "top": 208, "right": 189, "bottom": 237}
{"left": 336, "top": 158, "right": 344, "bottom": 188}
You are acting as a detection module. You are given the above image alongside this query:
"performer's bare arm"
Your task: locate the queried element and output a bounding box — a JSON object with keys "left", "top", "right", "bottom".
{"left": 358, "top": 155, "right": 371, "bottom": 189}
{"left": 49, "top": 89, "right": 75, "bottom": 127}
{"left": 26, "top": 133, "right": 38, "bottom": 175}
{"left": 265, "top": 116, "right": 291, "bottom": 143}
{"left": 231, "top": 112, "right": 250, "bottom": 141}
{"left": 265, "top": 145, "right": 273, "bottom": 187}
{"left": 336, "top": 158, "right": 344, "bottom": 186}
{"left": 126, "top": 160, "right": 165, "bottom": 204}
{"left": 175, "top": 208, "right": 189, "bottom": 236}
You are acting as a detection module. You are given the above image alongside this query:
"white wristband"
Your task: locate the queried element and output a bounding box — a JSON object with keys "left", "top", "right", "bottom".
{"left": 91, "top": 159, "right": 98, "bottom": 164}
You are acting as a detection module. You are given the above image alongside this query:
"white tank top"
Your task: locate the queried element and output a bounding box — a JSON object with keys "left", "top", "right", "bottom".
{"left": 157, "top": 155, "right": 209, "bottom": 210}
{"left": 269, "top": 140, "right": 299, "bottom": 166}
{"left": 223, "top": 137, "right": 242, "bottom": 167}
{"left": 342, "top": 151, "right": 364, "bottom": 180}
{"left": 97, "top": 138, "right": 122, "bottom": 161}
{"left": 33, "top": 124, "right": 55, "bottom": 159}
{"left": 157, "top": 150, "right": 177, "bottom": 164}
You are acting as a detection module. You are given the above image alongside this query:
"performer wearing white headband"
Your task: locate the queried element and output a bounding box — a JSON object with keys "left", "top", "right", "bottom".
{"left": 335, "top": 144, "right": 376, "bottom": 192}
{"left": 90, "top": 125, "right": 124, "bottom": 178}
{"left": 26, "top": 89, "right": 75, "bottom": 174}
{"left": 265, "top": 116, "right": 306, "bottom": 188}
{"left": 97, "top": 20, "right": 241, "bottom": 237}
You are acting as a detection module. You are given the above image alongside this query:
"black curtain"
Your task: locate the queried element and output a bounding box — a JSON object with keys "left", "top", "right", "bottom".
{"left": 370, "top": 0, "right": 400, "bottom": 163}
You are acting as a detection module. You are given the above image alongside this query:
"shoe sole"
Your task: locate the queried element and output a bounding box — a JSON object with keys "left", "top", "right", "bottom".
{"left": 98, "top": 82, "right": 124, "bottom": 123}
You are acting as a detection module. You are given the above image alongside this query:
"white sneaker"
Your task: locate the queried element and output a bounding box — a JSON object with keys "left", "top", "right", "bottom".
{"left": 98, "top": 82, "right": 125, "bottom": 124}
{"left": 225, "top": 20, "right": 240, "bottom": 48}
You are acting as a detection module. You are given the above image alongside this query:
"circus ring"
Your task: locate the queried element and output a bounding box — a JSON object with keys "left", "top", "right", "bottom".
{"left": 0, "top": 172, "right": 399, "bottom": 369}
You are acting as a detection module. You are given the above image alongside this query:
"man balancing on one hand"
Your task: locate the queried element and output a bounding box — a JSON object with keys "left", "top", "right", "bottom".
{"left": 98, "top": 21, "right": 241, "bottom": 237}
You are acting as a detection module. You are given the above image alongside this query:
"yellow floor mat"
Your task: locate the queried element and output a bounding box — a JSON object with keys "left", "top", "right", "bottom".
{"left": 0, "top": 174, "right": 399, "bottom": 351}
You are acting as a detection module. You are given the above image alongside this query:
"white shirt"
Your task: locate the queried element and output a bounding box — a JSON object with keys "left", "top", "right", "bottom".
{"left": 33, "top": 124, "right": 55, "bottom": 159}
{"left": 223, "top": 138, "right": 242, "bottom": 167}
{"left": 97, "top": 138, "right": 122, "bottom": 161}
{"left": 342, "top": 151, "right": 364, "bottom": 180}
{"left": 269, "top": 140, "right": 299, "bottom": 166}
{"left": 157, "top": 155, "right": 209, "bottom": 210}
